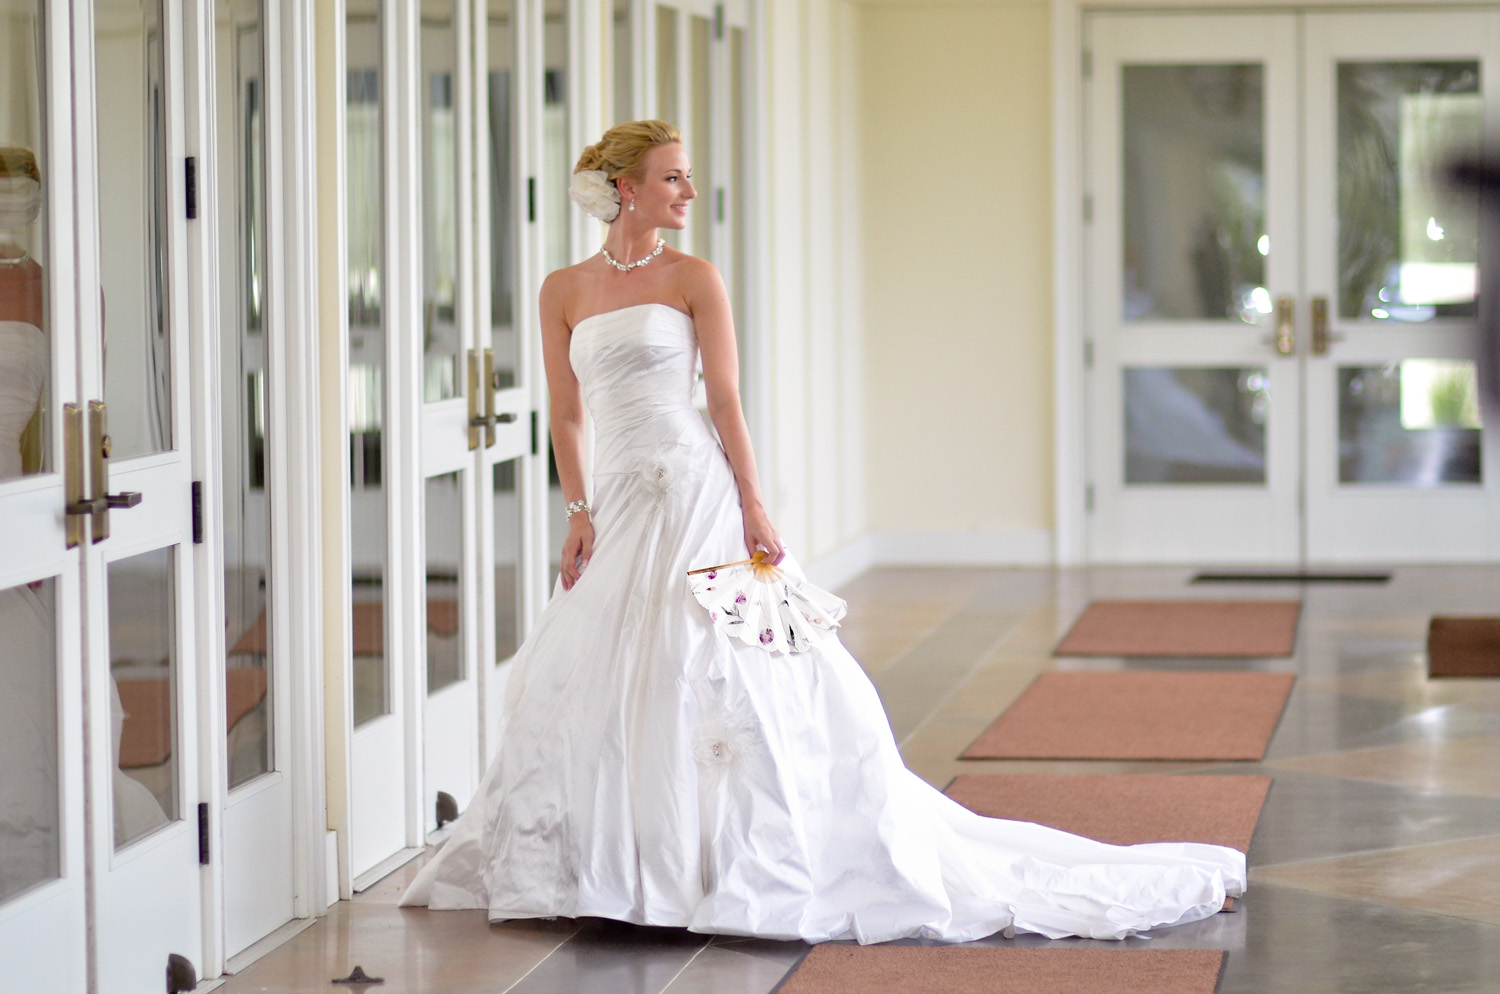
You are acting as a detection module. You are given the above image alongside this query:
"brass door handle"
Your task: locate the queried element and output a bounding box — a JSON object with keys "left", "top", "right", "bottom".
{"left": 466, "top": 350, "right": 482, "bottom": 451}
{"left": 495, "top": 412, "right": 518, "bottom": 424}
{"left": 67, "top": 492, "right": 142, "bottom": 515}
{"left": 469, "top": 414, "right": 496, "bottom": 427}
{"left": 1311, "top": 296, "right": 1346, "bottom": 355}
{"left": 1270, "top": 296, "right": 1295, "bottom": 355}
{"left": 482, "top": 349, "right": 497, "bottom": 448}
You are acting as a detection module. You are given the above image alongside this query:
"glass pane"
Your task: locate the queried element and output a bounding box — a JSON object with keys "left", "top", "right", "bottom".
{"left": 216, "top": 0, "right": 273, "bottom": 788}
{"left": 1338, "top": 62, "right": 1481, "bottom": 322}
{"left": 655, "top": 6, "right": 679, "bottom": 250}
{"left": 688, "top": 14, "right": 711, "bottom": 260}
{"left": 421, "top": 0, "right": 460, "bottom": 403}
{"left": 97, "top": 0, "right": 174, "bottom": 459}
{"left": 656, "top": 5, "right": 678, "bottom": 121}
{"left": 728, "top": 26, "right": 747, "bottom": 378}
{"left": 425, "top": 472, "right": 463, "bottom": 693}
{"left": 1124, "top": 367, "right": 1269, "bottom": 484}
{"left": 1, "top": 0, "right": 50, "bottom": 483}
{"left": 110, "top": 547, "right": 177, "bottom": 848}
{"left": 488, "top": 0, "right": 519, "bottom": 389}
{"left": 0, "top": 575, "right": 59, "bottom": 904}
{"left": 543, "top": 0, "right": 569, "bottom": 274}
{"left": 613, "top": 0, "right": 632, "bottom": 125}
{"left": 1338, "top": 360, "right": 1482, "bottom": 485}
{"left": 348, "top": 0, "right": 389, "bottom": 727}
{"left": 492, "top": 458, "right": 522, "bottom": 663}
{"left": 1123, "top": 65, "right": 1266, "bottom": 323}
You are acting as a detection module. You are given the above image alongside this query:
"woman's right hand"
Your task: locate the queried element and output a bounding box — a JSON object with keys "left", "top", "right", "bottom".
{"left": 560, "top": 516, "right": 595, "bottom": 591}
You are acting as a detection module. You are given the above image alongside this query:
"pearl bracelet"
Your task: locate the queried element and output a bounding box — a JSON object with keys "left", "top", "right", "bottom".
{"left": 565, "top": 499, "right": 591, "bottom": 518}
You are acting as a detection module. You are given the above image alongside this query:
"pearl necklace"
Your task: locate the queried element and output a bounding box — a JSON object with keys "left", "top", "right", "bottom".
{"left": 601, "top": 239, "right": 665, "bottom": 273}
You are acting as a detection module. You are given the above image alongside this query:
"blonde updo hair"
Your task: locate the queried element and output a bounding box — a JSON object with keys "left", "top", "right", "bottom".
{"left": 574, "top": 119, "right": 682, "bottom": 183}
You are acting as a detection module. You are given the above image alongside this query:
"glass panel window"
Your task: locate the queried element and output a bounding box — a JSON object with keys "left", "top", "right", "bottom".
{"left": 421, "top": 0, "right": 460, "bottom": 402}
{"left": 1, "top": 0, "right": 50, "bottom": 483}
{"left": 613, "top": 0, "right": 633, "bottom": 125}
{"left": 488, "top": 0, "right": 519, "bottom": 388}
{"left": 1122, "top": 65, "right": 1266, "bottom": 323}
{"left": 425, "top": 472, "right": 463, "bottom": 693}
{"left": 217, "top": 0, "right": 273, "bottom": 788}
{"left": 688, "top": 14, "right": 712, "bottom": 261}
{"left": 1124, "top": 366, "right": 1269, "bottom": 484}
{"left": 347, "top": 0, "right": 389, "bottom": 727}
{"left": 1338, "top": 61, "right": 1481, "bottom": 322}
{"left": 543, "top": 0, "right": 569, "bottom": 275}
{"left": 109, "top": 547, "right": 178, "bottom": 849}
{"left": 97, "top": 0, "right": 174, "bottom": 459}
{"left": 0, "top": 575, "right": 59, "bottom": 903}
{"left": 492, "top": 458, "right": 522, "bottom": 663}
{"left": 1338, "top": 361, "right": 1482, "bottom": 485}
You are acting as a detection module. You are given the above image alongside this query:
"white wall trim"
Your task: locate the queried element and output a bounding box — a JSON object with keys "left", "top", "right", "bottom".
{"left": 1051, "top": 0, "right": 1086, "bottom": 568}
{"left": 806, "top": 528, "right": 1055, "bottom": 590}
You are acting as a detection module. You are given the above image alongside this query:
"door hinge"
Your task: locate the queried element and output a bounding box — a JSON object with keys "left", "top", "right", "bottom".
{"left": 527, "top": 177, "right": 536, "bottom": 223}
{"left": 191, "top": 481, "right": 204, "bottom": 544}
{"left": 1085, "top": 483, "right": 1096, "bottom": 514}
{"left": 714, "top": 4, "right": 724, "bottom": 40}
{"left": 1082, "top": 49, "right": 1092, "bottom": 79}
{"left": 1083, "top": 339, "right": 1094, "bottom": 369}
{"left": 1083, "top": 194, "right": 1093, "bottom": 224}
{"left": 530, "top": 410, "right": 539, "bottom": 456}
{"left": 185, "top": 157, "right": 198, "bottom": 219}
{"left": 197, "top": 803, "right": 210, "bottom": 864}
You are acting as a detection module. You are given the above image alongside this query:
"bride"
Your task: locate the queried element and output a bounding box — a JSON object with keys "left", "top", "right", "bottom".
{"left": 399, "top": 120, "right": 1245, "bottom": 943}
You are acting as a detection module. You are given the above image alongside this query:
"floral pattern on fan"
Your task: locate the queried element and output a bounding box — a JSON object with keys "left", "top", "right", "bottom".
{"left": 687, "top": 550, "right": 848, "bottom": 654}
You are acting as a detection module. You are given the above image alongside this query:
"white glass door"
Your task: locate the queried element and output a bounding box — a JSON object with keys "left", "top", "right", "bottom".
{"left": 1302, "top": 10, "right": 1500, "bottom": 562}
{"left": 417, "top": 0, "right": 481, "bottom": 835}
{"left": 1085, "top": 10, "right": 1500, "bottom": 565}
{"left": 1087, "top": 13, "right": 1302, "bottom": 563}
{"left": 82, "top": 0, "right": 206, "bottom": 987}
{"left": 0, "top": 3, "right": 87, "bottom": 989}
{"left": 344, "top": 0, "right": 410, "bottom": 882}
{"left": 212, "top": 0, "right": 296, "bottom": 957}
{"left": 476, "top": 0, "right": 542, "bottom": 759}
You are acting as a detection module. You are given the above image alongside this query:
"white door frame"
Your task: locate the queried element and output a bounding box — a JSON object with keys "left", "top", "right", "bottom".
{"left": 1052, "top": 0, "right": 1500, "bottom": 567}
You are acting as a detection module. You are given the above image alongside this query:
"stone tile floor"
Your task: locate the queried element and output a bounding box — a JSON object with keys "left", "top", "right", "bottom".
{"left": 217, "top": 566, "right": 1500, "bottom": 993}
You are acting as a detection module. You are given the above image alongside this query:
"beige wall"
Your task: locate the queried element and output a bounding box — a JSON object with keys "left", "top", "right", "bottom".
{"left": 855, "top": 0, "right": 1055, "bottom": 547}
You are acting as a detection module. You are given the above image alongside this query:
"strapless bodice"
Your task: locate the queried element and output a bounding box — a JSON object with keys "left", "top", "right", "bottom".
{"left": 0, "top": 321, "right": 46, "bottom": 480}
{"left": 569, "top": 303, "right": 716, "bottom": 477}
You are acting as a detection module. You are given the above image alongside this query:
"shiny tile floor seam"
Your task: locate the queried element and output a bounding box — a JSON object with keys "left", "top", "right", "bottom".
{"left": 1248, "top": 830, "right": 1500, "bottom": 871}
{"left": 497, "top": 925, "right": 585, "bottom": 994}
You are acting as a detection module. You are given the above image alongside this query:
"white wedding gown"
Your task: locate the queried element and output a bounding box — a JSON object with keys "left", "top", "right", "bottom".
{"left": 400, "top": 302, "right": 1245, "bottom": 942}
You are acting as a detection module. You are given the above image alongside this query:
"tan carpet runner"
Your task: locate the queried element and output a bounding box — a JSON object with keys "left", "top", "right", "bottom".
{"left": 962, "top": 671, "right": 1295, "bottom": 761}
{"left": 1055, "top": 599, "right": 1300, "bottom": 658}
{"left": 945, "top": 773, "right": 1271, "bottom": 853}
{"left": 775, "top": 947, "right": 1225, "bottom": 994}
{"left": 1427, "top": 617, "right": 1500, "bottom": 677}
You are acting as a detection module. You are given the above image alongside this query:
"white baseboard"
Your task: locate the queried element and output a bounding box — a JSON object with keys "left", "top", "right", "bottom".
{"left": 804, "top": 529, "right": 1054, "bottom": 589}
{"left": 802, "top": 534, "right": 878, "bottom": 591}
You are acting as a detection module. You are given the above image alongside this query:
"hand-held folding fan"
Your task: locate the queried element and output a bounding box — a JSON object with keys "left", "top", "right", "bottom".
{"left": 687, "top": 550, "right": 848, "bottom": 654}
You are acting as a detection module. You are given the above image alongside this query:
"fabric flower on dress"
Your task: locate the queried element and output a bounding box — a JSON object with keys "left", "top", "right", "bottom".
{"left": 568, "top": 169, "right": 621, "bottom": 223}
{"left": 641, "top": 460, "right": 673, "bottom": 506}
{"left": 691, "top": 699, "right": 761, "bottom": 783}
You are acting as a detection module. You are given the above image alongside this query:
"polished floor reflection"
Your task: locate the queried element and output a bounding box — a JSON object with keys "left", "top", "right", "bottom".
{"left": 217, "top": 566, "right": 1500, "bottom": 993}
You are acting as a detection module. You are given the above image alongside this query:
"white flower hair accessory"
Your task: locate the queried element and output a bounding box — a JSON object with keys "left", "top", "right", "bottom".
{"left": 568, "top": 169, "right": 621, "bottom": 222}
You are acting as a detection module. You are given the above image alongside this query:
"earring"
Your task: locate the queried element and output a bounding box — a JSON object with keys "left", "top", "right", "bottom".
{"left": 628, "top": 200, "right": 636, "bottom": 212}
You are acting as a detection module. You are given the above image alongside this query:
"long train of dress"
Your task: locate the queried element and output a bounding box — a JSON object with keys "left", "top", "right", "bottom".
{"left": 399, "top": 303, "right": 1245, "bottom": 943}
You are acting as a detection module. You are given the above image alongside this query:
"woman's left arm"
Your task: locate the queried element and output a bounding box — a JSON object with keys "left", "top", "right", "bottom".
{"left": 687, "top": 260, "right": 783, "bottom": 564}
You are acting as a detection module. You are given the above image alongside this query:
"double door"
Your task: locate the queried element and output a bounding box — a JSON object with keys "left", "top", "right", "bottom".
{"left": 1087, "top": 9, "right": 1500, "bottom": 564}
